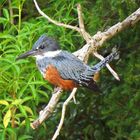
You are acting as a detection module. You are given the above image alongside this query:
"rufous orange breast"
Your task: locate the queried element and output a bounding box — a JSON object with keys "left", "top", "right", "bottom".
{"left": 45, "top": 65, "right": 78, "bottom": 90}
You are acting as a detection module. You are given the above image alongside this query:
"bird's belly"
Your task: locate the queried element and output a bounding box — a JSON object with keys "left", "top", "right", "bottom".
{"left": 45, "top": 65, "right": 77, "bottom": 90}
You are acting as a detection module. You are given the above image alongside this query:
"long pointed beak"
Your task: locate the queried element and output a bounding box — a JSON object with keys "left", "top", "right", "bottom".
{"left": 16, "top": 50, "right": 36, "bottom": 60}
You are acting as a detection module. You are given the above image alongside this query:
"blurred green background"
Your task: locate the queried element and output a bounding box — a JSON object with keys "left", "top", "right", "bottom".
{"left": 0, "top": 0, "right": 140, "bottom": 139}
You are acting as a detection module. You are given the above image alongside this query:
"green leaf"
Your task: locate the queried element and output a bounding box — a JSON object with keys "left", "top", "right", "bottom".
{"left": 23, "top": 106, "right": 33, "bottom": 115}
{"left": 0, "top": 130, "right": 6, "bottom": 140}
{"left": 29, "top": 85, "right": 36, "bottom": 99}
{"left": 18, "top": 135, "right": 33, "bottom": 140}
{"left": 22, "top": 96, "right": 33, "bottom": 103}
{"left": 7, "top": 128, "right": 17, "bottom": 139}
{"left": 0, "top": 0, "right": 5, "bottom": 5}
{"left": 3, "top": 8, "right": 9, "bottom": 20}
{"left": 3, "top": 109, "right": 11, "bottom": 128}
{"left": 12, "top": 99, "right": 22, "bottom": 105}
{"left": 0, "top": 17, "right": 7, "bottom": 24}
{"left": 19, "top": 105, "right": 27, "bottom": 117}
{"left": 0, "top": 100, "right": 9, "bottom": 106}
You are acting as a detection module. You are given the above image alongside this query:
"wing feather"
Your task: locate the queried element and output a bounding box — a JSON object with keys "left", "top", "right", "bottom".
{"left": 52, "top": 51, "right": 87, "bottom": 82}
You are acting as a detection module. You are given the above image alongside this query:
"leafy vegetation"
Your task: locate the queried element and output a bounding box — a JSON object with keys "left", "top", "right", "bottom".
{"left": 0, "top": 0, "right": 140, "bottom": 139}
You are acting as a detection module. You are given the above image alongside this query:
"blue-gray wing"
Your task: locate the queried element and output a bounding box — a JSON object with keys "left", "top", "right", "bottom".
{"left": 52, "top": 51, "right": 88, "bottom": 83}
{"left": 36, "top": 51, "right": 100, "bottom": 91}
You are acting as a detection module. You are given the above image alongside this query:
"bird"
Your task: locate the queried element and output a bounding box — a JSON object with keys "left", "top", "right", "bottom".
{"left": 16, "top": 34, "right": 118, "bottom": 91}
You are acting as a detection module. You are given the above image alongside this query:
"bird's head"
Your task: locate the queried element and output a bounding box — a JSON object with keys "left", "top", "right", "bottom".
{"left": 16, "top": 34, "right": 60, "bottom": 60}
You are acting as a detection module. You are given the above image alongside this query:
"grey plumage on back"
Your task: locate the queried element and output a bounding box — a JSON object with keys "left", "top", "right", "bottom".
{"left": 79, "top": 51, "right": 118, "bottom": 88}
{"left": 36, "top": 49, "right": 118, "bottom": 91}
{"left": 36, "top": 51, "right": 88, "bottom": 81}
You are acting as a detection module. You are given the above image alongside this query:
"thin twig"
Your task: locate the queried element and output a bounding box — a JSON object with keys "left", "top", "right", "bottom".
{"left": 52, "top": 88, "right": 77, "bottom": 140}
{"left": 33, "top": 0, "right": 80, "bottom": 33}
{"left": 8, "top": 0, "right": 14, "bottom": 24}
{"left": 77, "top": 4, "right": 91, "bottom": 42}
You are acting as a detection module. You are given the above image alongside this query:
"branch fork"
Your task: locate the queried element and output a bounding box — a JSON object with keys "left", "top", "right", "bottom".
{"left": 31, "top": 0, "right": 140, "bottom": 139}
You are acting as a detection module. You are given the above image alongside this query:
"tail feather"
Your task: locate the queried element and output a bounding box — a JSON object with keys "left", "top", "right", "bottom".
{"left": 79, "top": 51, "right": 118, "bottom": 91}
{"left": 83, "top": 79, "right": 101, "bottom": 92}
{"left": 82, "top": 51, "right": 118, "bottom": 78}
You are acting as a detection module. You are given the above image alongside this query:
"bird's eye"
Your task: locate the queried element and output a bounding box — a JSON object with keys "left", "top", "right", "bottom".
{"left": 39, "top": 45, "right": 45, "bottom": 49}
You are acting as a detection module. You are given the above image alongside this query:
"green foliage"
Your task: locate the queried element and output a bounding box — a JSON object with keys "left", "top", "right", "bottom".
{"left": 0, "top": 0, "right": 140, "bottom": 139}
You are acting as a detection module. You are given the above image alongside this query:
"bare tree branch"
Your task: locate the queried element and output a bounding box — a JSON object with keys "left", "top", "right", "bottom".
{"left": 76, "top": 4, "right": 120, "bottom": 80}
{"left": 74, "top": 8, "right": 140, "bottom": 59}
{"left": 31, "top": 1, "right": 140, "bottom": 139}
{"left": 33, "top": 0, "right": 80, "bottom": 32}
{"left": 52, "top": 88, "right": 77, "bottom": 140}
{"left": 31, "top": 88, "right": 63, "bottom": 129}
{"left": 77, "top": 4, "right": 91, "bottom": 42}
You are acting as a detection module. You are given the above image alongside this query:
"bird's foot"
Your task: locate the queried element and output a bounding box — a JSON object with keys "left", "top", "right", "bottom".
{"left": 53, "top": 87, "right": 62, "bottom": 94}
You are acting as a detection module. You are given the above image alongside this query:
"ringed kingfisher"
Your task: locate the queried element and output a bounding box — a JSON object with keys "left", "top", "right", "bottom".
{"left": 17, "top": 35, "right": 118, "bottom": 91}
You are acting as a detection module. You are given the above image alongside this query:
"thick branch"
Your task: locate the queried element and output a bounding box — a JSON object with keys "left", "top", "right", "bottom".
{"left": 31, "top": 1, "right": 140, "bottom": 133}
{"left": 74, "top": 8, "right": 140, "bottom": 59}
{"left": 76, "top": 4, "right": 119, "bottom": 80}
{"left": 31, "top": 88, "right": 63, "bottom": 129}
